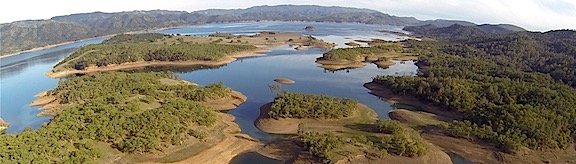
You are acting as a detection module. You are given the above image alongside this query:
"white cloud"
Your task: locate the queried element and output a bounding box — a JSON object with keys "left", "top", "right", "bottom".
{"left": 1, "top": 0, "right": 574, "bottom": 31}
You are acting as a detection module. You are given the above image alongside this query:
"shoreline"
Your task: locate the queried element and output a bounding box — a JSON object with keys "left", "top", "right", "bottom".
{"left": 45, "top": 48, "right": 270, "bottom": 78}
{"left": 30, "top": 82, "right": 250, "bottom": 116}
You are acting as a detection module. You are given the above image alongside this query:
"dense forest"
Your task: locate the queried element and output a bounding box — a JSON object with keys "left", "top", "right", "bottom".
{"left": 53, "top": 33, "right": 256, "bottom": 70}
{"left": 48, "top": 71, "right": 231, "bottom": 104}
{"left": 268, "top": 93, "right": 357, "bottom": 119}
{"left": 0, "top": 72, "right": 232, "bottom": 162}
{"left": 373, "top": 26, "right": 576, "bottom": 152}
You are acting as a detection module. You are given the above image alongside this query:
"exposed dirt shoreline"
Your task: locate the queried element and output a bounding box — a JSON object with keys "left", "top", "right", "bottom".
{"left": 45, "top": 49, "right": 269, "bottom": 78}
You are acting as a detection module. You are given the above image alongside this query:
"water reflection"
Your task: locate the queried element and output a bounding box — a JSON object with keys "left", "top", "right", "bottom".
{"left": 447, "top": 152, "right": 473, "bottom": 164}
{"left": 229, "top": 152, "right": 282, "bottom": 164}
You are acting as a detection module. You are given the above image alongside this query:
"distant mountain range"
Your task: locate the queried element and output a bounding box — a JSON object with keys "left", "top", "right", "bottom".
{"left": 403, "top": 23, "right": 528, "bottom": 41}
{"left": 0, "top": 5, "right": 525, "bottom": 56}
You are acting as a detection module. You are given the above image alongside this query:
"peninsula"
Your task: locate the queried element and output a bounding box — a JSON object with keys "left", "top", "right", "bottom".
{"left": 46, "top": 32, "right": 334, "bottom": 78}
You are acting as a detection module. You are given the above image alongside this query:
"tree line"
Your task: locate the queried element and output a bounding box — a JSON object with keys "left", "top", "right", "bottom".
{"left": 268, "top": 92, "right": 357, "bottom": 119}
{"left": 0, "top": 72, "right": 231, "bottom": 162}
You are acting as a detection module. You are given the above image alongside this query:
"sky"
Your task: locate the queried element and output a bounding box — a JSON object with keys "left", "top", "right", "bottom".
{"left": 1, "top": 0, "right": 575, "bottom": 31}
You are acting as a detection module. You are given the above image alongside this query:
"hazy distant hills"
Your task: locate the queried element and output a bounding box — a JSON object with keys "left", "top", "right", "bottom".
{"left": 195, "top": 5, "right": 379, "bottom": 16}
{"left": 403, "top": 23, "right": 527, "bottom": 40}
{"left": 1, "top": 10, "right": 191, "bottom": 55}
{"left": 0, "top": 5, "right": 524, "bottom": 56}
{"left": 191, "top": 5, "right": 420, "bottom": 25}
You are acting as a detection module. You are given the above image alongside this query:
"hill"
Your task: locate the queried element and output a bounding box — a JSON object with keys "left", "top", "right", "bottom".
{"left": 370, "top": 22, "right": 576, "bottom": 159}
{"left": 0, "top": 5, "right": 419, "bottom": 56}
{"left": 0, "top": 5, "right": 528, "bottom": 56}
{"left": 195, "top": 5, "right": 379, "bottom": 15}
{"left": 193, "top": 5, "right": 419, "bottom": 25}
{"left": 0, "top": 20, "right": 91, "bottom": 55}
{"left": 413, "top": 19, "right": 476, "bottom": 27}
{"left": 403, "top": 24, "right": 525, "bottom": 40}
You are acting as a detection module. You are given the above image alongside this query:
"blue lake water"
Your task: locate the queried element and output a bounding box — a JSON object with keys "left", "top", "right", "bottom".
{"left": 0, "top": 21, "right": 462, "bottom": 163}
{"left": 1, "top": 21, "right": 411, "bottom": 134}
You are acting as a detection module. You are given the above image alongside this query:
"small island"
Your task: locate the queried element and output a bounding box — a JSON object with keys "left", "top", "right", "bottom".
{"left": 253, "top": 92, "right": 451, "bottom": 163}
{"left": 345, "top": 41, "right": 361, "bottom": 47}
{"left": 273, "top": 78, "right": 295, "bottom": 85}
{"left": 379, "top": 30, "right": 413, "bottom": 37}
{"left": 304, "top": 26, "right": 317, "bottom": 31}
{"left": 316, "top": 39, "right": 419, "bottom": 71}
{"left": 12, "top": 72, "right": 258, "bottom": 163}
{"left": 46, "top": 32, "right": 334, "bottom": 78}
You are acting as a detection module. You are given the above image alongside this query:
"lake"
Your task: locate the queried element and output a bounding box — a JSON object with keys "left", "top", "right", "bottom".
{"left": 1, "top": 21, "right": 461, "bottom": 163}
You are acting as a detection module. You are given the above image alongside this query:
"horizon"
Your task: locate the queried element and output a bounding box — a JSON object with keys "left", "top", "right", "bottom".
{"left": 1, "top": 1, "right": 576, "bottom": 31}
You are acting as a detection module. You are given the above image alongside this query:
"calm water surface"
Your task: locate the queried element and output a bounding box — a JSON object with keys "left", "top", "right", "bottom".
{"left": 0, "top": 21, "right": 433, "bottom": 163}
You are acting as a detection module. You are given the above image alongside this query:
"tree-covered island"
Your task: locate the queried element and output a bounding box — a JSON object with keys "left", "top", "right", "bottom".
{"left": 47, "top": 32, "right": 334, "bottom": 78}
{"left": 316, "top": 39, "right": 419, "bottom": 71}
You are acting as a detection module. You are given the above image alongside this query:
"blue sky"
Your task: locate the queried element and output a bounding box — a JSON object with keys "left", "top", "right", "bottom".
{"left": 1, "top": 0, "right": 575, "bottom": 31}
